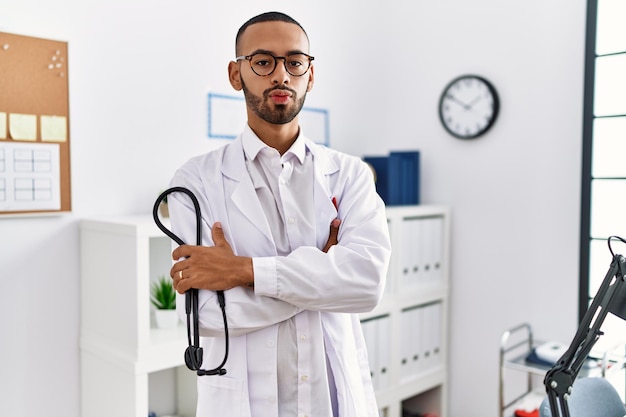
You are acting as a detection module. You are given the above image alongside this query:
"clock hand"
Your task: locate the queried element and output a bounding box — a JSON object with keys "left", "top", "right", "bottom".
{"left": 446, "top": 94, "right": 471, "bottom": 110}
{"left": 467, "top": 95, "right": 483, "bottom": 108}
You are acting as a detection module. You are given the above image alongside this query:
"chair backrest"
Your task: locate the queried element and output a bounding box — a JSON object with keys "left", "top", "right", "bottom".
{"left": 539, "top": 377, "right": 626, "bottom": 417}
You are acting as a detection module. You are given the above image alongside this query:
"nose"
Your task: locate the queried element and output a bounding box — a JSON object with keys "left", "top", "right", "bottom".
{"left": 271, "top": 57, "right": 290, "bottom": 84}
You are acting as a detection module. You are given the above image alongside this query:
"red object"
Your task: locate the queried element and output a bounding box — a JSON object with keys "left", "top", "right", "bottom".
{"left": 332, "top": 196, "right": 338, "bottom": 210}
{"left": 514, "top": 409, "right": 539, "bottom": 417}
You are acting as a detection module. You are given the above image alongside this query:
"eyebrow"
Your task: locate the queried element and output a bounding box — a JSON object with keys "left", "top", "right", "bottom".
{"left": 245, "top": 48, "right": 308, "bottom": 56}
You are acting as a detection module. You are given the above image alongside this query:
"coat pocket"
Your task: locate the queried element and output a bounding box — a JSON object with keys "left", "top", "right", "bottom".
{"left": 196, "top": 375, "right": 247, "bottom": 417}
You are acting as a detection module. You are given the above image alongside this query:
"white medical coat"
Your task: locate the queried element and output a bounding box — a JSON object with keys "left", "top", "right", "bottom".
{"left": 168, "top": 130, "right": 391, "bottom": 417}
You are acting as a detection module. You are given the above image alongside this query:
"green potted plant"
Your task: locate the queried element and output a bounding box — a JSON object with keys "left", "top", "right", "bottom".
{"left": 151, "top": 275, "right": 178, "bottom": 328}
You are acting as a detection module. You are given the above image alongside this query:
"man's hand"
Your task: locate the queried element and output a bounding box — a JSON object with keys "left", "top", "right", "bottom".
{"left": 170, "top": 222, "right": 253, "bottom": 293}
{"left": 323, "top": 218, "right": 341, "bottom": 253}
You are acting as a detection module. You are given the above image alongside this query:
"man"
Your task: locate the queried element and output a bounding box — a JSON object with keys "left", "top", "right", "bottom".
{"left": 167, "top": 11, "right": 391, "bottom": 417}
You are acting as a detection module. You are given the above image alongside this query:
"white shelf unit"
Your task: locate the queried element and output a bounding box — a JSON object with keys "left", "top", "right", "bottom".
{"left": 80, "top": 216, "right": 195, "bottom": 417}
{"left": 361, "top": 205, "right": 450, "bottom": 417}
{"left": 80, "top": 205, "right": 450, "bottom": 417}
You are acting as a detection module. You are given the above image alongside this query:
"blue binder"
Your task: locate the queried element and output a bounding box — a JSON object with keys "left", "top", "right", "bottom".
{"left": 363, "top": 151, "right": 420, "bottom": 206}
{"left": 389, "top": 151, "right": 420, "bottom": 205}
{"left": 363, "top": 156, "right": 390, "bottom": 204}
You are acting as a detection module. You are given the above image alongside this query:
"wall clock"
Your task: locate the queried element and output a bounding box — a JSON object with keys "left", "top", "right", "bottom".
{"left": 438, "top": 74, "right": 499, "bottom": 139}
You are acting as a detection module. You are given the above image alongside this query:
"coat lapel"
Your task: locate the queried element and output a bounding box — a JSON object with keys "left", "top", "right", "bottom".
{"left": 309, "top": 142, "right": 341, "bottom": 249}
{"left": 221, "top": 138, "right": 275, "bottom": 251}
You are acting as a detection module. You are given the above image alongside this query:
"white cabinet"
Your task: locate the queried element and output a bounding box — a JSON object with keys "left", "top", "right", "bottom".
{"left": 80, "top": 216, "right": 195, "bottom": 417}
{"left": 80, "top": 205, "right": 450, "bottom": 417}
{"left": 361, "top": 205, "right": 450, "bottom": 417}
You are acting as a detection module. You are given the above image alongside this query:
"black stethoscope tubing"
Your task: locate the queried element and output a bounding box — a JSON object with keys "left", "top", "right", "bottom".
{"left": 153, "top": 186, "right": 228, "bottom": 376}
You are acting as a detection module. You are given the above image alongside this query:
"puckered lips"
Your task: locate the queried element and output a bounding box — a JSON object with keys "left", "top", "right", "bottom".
{"left": 269, "top": 89, "right": 292, "bottom": 105}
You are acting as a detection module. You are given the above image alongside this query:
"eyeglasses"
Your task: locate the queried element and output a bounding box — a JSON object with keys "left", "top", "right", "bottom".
{"left": 236, "top": 52, "right": 314, "bottom": 77}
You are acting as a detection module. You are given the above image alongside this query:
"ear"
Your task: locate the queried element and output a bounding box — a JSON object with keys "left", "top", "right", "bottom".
{"left": 306, "top": 65, "right": 314, "bottom": 92}
{"left": 228, "top": 61, "right": 243, "bottom": 91}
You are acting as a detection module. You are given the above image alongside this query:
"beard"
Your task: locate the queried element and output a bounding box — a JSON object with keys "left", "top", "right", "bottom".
{"left": 241, "top": 78, "right": 306, "bottom": 125}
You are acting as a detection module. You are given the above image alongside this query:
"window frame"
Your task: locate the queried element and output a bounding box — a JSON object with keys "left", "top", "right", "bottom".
{"left": 579, "top": 0, "right": 597, "bottom": 322}
{"left": 581, "top": 0, "right": 626, "bottom": 331}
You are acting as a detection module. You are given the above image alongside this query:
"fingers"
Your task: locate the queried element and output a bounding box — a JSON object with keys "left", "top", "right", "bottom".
{"left": 172, "top": 244, "right": 189, "bottom": 260}
{"left": 171, "top": 264, "right": 188, "bottom": 293}
{"left": 176, "top": 276, "right": 191, "bottom": 293}
{"left": 212, "top": 221, "right": 223, "bottom": 241}
{"left": 170, "top": 245, "right": 189, "bottom": 293}
{"left": 211, "top": 222, "right": 228, "bottom": 248}
{"left": 323, "top": 218, "right": 341, "bottom": 253}
{"left": 329, "top": 218, "right": 340, "bottom": 241}
{"left": 172, "top": 222, "right": 225, "bottom": 259}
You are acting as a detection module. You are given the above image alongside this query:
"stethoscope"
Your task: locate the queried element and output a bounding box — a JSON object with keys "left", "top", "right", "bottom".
{"left": 153, "top": 187, "right": 229, "bottom": 376}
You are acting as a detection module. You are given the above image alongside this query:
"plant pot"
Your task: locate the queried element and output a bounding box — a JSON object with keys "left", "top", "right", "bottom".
{"left": 154, "top": 309, "right": 179, "bottom": 329}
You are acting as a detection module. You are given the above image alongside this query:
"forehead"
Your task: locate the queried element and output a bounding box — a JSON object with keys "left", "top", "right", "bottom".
{"left": 238, "top": 21, "right": 309, "bottom": 54}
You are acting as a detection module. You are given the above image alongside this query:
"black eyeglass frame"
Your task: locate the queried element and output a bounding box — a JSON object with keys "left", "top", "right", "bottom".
{"left": 235, "top": 52, "right": 315, "bottom": 77}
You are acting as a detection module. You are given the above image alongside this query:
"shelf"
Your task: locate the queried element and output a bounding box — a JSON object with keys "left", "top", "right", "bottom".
{"left": 81, "top": 324, "right": 188, "bottom": 374}
{"left": 376, "top": 367, "right": 445, "bottom": 408}
{"left": 396, "top": 285, "right": 449, "bottom": 308}
{"left": 502, "top": 338, "right": 626, "bottom": 379}
{"left": 81, "top": 215, "right": 167, "bottom": 237}
{"left": 359, "top": 285, "right": 448, "bottom": 322}
{"left": 140, "top": 325, "right": 188, "bottom": 373}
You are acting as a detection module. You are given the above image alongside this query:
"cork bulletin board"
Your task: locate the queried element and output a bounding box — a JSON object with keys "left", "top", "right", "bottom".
{"left": 0, "top": 32, "right": 71, "bottom": 215}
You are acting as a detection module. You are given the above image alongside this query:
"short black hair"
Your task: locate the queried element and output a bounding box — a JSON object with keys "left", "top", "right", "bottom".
{"left": 235, "top": 11, "right": 308, "bottom": 55}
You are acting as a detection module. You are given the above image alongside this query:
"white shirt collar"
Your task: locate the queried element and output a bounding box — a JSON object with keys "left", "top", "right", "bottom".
{"left": 242, "top": 124, "right": 308, "bottom": 165}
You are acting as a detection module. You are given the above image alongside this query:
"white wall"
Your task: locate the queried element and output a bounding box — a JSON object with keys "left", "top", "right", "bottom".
{"left": 0, "top": 0, "right": 586, "bottom": 416}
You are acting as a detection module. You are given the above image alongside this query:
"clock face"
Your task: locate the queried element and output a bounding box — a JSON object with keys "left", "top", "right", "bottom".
{"left": 438, "top": 75, "right": 499, "bottom": 139}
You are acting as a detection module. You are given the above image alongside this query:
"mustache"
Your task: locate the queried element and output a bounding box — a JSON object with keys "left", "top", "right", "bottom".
{"left": 264, "top": 86, "right": 297, "bottom": 98}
